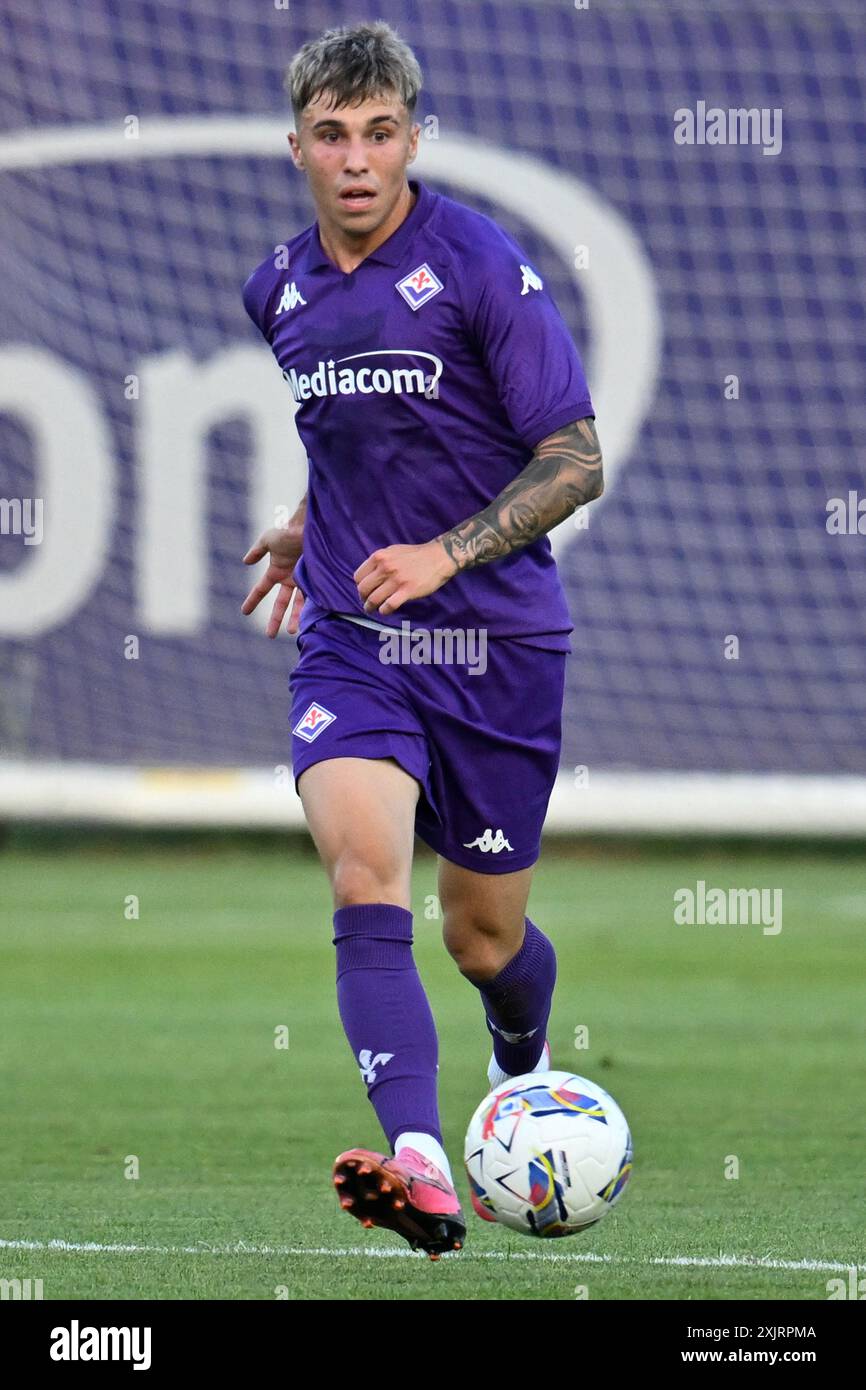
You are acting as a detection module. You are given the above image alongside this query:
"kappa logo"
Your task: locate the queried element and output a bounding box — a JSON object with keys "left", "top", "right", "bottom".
{"left": 396, "top": 262, "right": 444, "bottom": 311}
{"left": 276, "top": 281, "right": 307, "bottom": 314}
{"left": 293, "top": 701, "right": 336, "bottom": 743}
{"left": 358, "top": 1048, "right": 394, "bottom": 1084}
{"left": 463, "top": 828, "right": 514, "bottom": 853}
{"left": 520, "top": 264, "right": 543, "bottom": 295}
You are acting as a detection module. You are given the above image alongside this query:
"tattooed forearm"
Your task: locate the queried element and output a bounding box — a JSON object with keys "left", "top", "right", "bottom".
{"left": 437, "top": 417, "right": 603, "bottom": 571}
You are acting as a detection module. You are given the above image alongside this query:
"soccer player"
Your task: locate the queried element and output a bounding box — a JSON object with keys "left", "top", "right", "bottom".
{"left": 241, "top": 21, "right": 603, "bottom": 1259}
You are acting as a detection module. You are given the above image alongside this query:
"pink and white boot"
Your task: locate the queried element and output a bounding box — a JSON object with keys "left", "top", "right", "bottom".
{"left": 333, "top": 1145, "right": 465, "bottom": 1259}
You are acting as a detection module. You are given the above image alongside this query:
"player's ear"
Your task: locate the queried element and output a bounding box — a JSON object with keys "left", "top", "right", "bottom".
{"left": 287, "top": 131, "right": 305, "bottom": 171}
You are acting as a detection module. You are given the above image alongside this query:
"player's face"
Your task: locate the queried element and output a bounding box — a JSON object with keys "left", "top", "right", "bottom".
{"left": 290, "top": 92, "right": 419, "bottom": 235}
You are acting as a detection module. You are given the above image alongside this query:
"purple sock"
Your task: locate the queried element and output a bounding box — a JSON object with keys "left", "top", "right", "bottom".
{"left": 333, "top": 903, "right": 441, "bottom": 1152}
{"left": 473, "top": 918, "right": 556, "bottom": 1077}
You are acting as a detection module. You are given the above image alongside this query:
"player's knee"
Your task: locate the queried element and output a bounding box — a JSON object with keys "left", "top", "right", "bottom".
{"left": 442, "top": 910, "right": 516, "bottom": 980}
{"left": 330, "top": 852, "right": 406, "bottom": 910}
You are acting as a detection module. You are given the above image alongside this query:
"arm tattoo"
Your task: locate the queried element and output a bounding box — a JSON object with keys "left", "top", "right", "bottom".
{"left": 437, "top": 417, "right": 603, "bottom": 572}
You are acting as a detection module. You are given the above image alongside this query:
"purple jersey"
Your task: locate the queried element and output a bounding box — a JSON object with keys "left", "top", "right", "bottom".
{"left": 242, "top": 178, "right": 594, "bottom": 649}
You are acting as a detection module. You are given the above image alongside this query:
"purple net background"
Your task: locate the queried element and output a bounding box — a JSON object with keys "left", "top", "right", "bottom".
{"left": 1, "top": 0, "right": 864, "bottom": 773}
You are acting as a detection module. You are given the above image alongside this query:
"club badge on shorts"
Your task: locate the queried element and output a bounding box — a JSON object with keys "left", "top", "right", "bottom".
{"left": 293, "top": 702, "right": 336, "bottom": 743}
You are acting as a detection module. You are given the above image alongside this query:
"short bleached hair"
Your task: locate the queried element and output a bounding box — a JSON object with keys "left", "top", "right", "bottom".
{"left": 285, "top": 21, "right": 423, "bottom": 122}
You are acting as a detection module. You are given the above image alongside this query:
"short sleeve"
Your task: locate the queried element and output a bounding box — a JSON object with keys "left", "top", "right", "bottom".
{"left": 242, "top": 259, "right": 276, "bottom": 339}
{"left": 464, "top": 224, "right": 594, "bottom": 450}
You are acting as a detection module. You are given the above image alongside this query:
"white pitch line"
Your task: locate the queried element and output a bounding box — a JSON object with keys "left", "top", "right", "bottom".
{"left": 0, "top": 1237, "right": 862, "bottom": 1274}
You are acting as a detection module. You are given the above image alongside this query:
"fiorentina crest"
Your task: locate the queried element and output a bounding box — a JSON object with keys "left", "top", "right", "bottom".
{"left": 293, "top": 702, "right": 336, "bottom": 743}
{"left": 395, "top": 262, "right": 444, "bottom": 310}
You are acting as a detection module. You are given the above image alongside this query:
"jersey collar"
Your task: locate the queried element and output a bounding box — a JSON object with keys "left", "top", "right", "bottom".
{"left": 300, "top": 178, "right": 432, "bottom": 273}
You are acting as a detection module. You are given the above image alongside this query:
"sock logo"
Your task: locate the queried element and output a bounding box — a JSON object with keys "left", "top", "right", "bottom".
{"left": 489, "top": 1020, "right": 539, "bottom": 1045}
{"left": 358, "top": 1049, "right": 394, "bottom": 1084}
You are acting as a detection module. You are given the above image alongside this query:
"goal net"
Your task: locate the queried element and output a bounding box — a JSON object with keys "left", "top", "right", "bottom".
{"left": 1, "top": 0, "right": 864, "bottom": 832}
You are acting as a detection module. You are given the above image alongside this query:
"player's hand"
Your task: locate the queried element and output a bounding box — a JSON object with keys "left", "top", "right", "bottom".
{"left": 242, "top": 526, "right": 305, "bottom": 638}
{"left": 354, "top": 541, "right": 458, "bottom": 617}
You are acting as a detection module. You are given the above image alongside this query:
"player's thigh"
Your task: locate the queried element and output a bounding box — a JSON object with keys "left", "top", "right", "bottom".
{"left": 298, "top": 755, "right": 420, "bottom": 909}
{"left": 438, "top": 859, "right": 534, "bottom": 975}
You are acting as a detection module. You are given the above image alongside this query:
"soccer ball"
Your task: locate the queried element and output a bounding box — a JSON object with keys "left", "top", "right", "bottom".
{"left": 464, "top": 1070, "right": 633, "bottom": 1237}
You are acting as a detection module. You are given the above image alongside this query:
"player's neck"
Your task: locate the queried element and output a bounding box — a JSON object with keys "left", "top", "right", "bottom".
{"left": 317, "top": 181, "right": 417, "bottom": 275}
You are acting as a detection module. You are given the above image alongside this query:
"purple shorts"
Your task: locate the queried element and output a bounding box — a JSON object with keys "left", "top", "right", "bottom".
{"left": 289, "top": 614, "right": 566, "bottom": 874}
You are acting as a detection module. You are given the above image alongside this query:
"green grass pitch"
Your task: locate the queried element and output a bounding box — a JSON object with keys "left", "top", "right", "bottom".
{"left": 0, "top": 835, "right": 862, "bottom": 1301}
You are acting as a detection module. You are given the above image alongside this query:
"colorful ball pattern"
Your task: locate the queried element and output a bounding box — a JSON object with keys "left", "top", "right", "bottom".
{"left": 464, "top": 1071, "right": 633, "bottom": 1236}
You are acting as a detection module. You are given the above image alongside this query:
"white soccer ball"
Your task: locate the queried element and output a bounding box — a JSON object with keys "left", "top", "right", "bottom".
{"left": 464, "top": 1070, "right": 633, "bottom": 1237}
